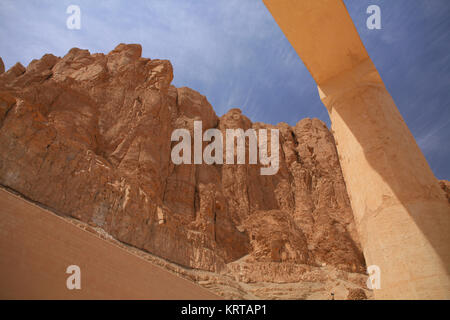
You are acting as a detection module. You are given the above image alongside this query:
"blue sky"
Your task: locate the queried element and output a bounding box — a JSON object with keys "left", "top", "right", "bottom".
{"left": 0, "top": 0, "right": 449, "bottom": 179}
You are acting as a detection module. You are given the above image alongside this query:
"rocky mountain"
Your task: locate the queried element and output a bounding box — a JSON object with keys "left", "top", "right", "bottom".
{"left": 0, "top": 44, "right": 372, "bottom": 299}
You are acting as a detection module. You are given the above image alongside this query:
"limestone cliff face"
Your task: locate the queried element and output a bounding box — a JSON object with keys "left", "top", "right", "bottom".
{"left": 0, "top": 44, "right": 365, "bottom": 276}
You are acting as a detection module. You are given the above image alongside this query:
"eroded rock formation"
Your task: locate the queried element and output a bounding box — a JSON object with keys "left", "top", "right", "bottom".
{"left": 0, "top": 44, "right": 369, "bottom": 297}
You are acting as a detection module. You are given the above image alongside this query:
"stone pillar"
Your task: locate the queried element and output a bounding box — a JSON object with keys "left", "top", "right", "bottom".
{"left": 319, "top": 58, "right": 450, "bottom": 299}
{"left": 263, "top": 0, "right": 450, "bottom": 299}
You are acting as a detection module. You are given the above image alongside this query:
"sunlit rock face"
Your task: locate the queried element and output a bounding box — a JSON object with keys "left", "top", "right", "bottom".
{"left": 0, "top": 44, "right": 365, "bottom": 276}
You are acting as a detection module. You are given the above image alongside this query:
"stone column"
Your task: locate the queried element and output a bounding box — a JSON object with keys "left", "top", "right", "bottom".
{"left": 319, "top": 58, "right": 450, "bottom": 299}
{"left": 263, "top": 0, "right": 450, "bottom": 299}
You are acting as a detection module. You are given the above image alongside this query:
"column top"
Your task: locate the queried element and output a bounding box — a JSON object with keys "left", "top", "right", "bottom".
{"left": 263, "top": 0, "right": 370, "bottom": 85}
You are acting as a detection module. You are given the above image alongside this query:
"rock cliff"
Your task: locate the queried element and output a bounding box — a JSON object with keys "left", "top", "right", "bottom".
{"left": 0, "top": 44, "right": 370, "bottom": 298}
